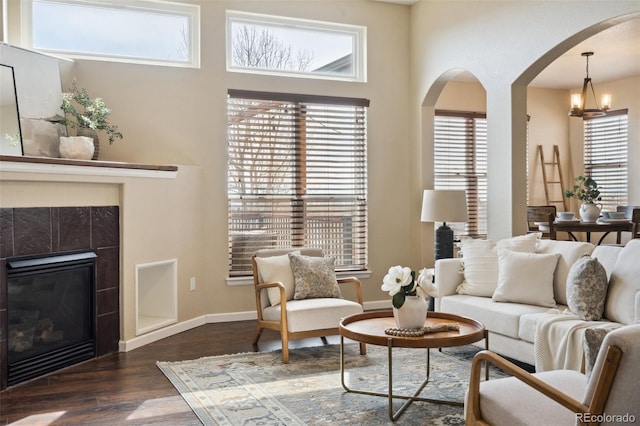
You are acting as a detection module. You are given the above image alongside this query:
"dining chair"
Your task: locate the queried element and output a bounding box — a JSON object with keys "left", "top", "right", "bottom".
{"left": 616, "top": 206, "right": 640, "bottom": 240}
{"left": 632, "top": 208, "right": 640, "bottom": 239}
{"left": 526, "top": 206, "right": 557, "bottom": 239}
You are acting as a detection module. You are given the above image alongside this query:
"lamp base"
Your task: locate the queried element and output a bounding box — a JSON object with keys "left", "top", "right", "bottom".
{"left": 435, "top": 223, "right": 454, "bottom": 260}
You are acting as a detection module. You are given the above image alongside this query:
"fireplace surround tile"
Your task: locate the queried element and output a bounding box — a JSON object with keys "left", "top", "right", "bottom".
{"left": 0, "top": 209, "right": 14, "bottom": 258}
{"left": 0, "top": 206, "right": 120, "bottom": 389}
{"left": 13, "top": 208, "right": 52, "bottom": 256}
{"left": 57, "top": 207, "right": 91, "bottom": 251}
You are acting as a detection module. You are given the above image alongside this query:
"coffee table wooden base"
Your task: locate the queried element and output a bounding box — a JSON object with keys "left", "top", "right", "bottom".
{"left": 339, "top": 311, "right": 487, "bottom": 421}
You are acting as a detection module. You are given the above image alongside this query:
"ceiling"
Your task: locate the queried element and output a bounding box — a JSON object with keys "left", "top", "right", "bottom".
{"left": 531, "top": 19, "right": 640, "bottom": 89}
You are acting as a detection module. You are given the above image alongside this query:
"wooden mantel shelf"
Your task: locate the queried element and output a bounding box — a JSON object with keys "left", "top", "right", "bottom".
{"left": 0, "top": 155, "right": 178, "bottom": 179}
{"left": 0, "top": 155, "right": 177, "bottom": 171}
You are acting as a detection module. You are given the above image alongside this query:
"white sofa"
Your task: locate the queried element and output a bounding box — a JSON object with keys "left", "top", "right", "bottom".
{"left": 434, "top": 238, "right": 640, "bottom": 366}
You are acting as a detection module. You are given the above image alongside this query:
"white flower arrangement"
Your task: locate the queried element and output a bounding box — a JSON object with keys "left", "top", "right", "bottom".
{"left": 381, "top": 266, "right": 437, "bottom": 309}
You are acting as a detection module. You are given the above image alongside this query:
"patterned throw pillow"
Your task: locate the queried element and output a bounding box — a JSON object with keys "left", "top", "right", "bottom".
{"left": 566, "top": 255, "right": 608, "bottom": 321}
{"left": 583, "top": 327, "right": 611, "bottom": 381}
{"left": 288, "top": 254, "right": 342, "bottom": 300}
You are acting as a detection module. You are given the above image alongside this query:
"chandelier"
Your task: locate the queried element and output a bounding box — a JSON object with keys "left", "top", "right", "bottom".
{"left": 568, "top": 52, "right": 611, "bottom": 118}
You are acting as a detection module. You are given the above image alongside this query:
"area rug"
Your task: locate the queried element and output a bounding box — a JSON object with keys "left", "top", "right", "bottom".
{"left": 157, "top": 344, "right": 506, "bottom": 425}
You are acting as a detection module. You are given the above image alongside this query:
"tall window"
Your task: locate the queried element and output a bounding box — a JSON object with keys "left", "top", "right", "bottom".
{"left": 584, "top": 110, "right": 628, "bottom": 212}
{"left": 23, "top": 0, "right": 200, "bottom": 68}
{"left": 434, "top": 110, "right": 487, "bottom": 238}
{"left": 227, "top": 90, "right": 369, "bottom": 276}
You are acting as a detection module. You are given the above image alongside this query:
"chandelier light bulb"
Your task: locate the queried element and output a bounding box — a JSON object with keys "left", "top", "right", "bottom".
{"left": 601, "top": 94, "right": 612, "bottom": 110}
{"left": 571, "top": 94, "right": 582, "bottom": 109}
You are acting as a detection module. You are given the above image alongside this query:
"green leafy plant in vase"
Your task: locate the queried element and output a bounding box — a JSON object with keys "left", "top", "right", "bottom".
{"left": 564, "top": 176, "right": 602, "bottom": 222}
{"left": 61, "top": 79, "right": 123, "bottom": 159}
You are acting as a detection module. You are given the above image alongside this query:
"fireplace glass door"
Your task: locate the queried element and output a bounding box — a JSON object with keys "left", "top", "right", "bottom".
{"left": 6, "top": 251, "right": 97, "bottom": 386}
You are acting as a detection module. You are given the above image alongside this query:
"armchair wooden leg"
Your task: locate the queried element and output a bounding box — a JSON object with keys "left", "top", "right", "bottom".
{"left": 281, "top": 331, "right": 290, "bottom": 364}
{"left": 253, "top": 327, "right": 264, "bottom": 346}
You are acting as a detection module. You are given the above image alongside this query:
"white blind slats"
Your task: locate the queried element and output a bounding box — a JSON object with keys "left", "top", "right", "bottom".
{"left": 228, "top": 91, "right": 368, "bottom": 275}
{"left": 583, "top": 110, "right": 628, "bottom": 212}
{"left": 434, "top": 112, "right": 488, "bottom": 238}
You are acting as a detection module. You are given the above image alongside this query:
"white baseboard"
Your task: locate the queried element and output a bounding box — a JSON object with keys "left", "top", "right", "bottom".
{"left": 118, "top": 300, "right": 391, "bottom": 352}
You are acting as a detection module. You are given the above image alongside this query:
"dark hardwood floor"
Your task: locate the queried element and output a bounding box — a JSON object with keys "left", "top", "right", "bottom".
{"left": 0, "top": 320, "right": 337, "bottom": 425}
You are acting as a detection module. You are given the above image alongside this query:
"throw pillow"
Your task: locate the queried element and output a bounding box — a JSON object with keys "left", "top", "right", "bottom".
{"left": 583, "top": 327, "right": 610, "bottom": 381}
{"left": 456, "top": 238, "right": 498, "bottom": 297}
{"left": 566, "top": 255, "right": 608, "bottom": 321}
{"left": 255, "top": 252, "right": 300, "bottom": 307}
{"left": 289, "top": 253, "right": 342, "bottom": 300}
{"left": 456, "top": 233, "right": 540, "bottom": 297}
{"left": 492, "top": 249, "right": 560, "bottom": 307}
{"left": 495, "top": 232, "right": 541, "bottom": 253}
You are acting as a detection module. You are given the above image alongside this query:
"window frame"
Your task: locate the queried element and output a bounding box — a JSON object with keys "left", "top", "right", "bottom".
{"left": 434, "top": 110, "right": 488, "bottom": 239}
{"left": 226, "top": 10, "right": 367, "bottom": 82}
{"left": 226, "top": 89, "right": 369, "bottom": 278}
{"left": 583, "top": 109, "right": 629, "bottom": 212}
{"left": 21, "top": 0, "right": 201, "bottom": 68}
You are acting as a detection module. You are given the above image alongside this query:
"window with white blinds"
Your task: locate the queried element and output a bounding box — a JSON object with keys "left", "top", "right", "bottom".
{"left": 227, "top": 89, "right": 369, "bottom": 276}
{"left": 584, "top": 109, "right": 628, "bottom": 212}
{"left": 434, "top": 110, "right": 487, "bottom": 238}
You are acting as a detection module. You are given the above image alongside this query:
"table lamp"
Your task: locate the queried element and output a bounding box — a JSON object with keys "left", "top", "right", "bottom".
{"left": 421, "top": 190, "right": 469, "bottom": 260}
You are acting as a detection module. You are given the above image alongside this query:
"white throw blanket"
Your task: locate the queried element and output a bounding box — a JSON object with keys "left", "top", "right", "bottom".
{"left": 534, "top": 309, "right": 620, "bottom": 372}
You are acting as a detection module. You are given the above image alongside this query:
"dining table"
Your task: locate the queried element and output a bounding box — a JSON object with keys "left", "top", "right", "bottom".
{"left": 552, "top": 219, "right": 633, "bottom": 245}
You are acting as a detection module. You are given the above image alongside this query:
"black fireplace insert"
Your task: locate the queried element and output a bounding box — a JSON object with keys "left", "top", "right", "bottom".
{"left": 6, "top": 250, "right": 97, "bottom": 386}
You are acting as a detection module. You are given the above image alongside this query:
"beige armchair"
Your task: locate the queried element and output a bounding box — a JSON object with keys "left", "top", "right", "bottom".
{"left": 252, "top": 247, "right": 366, "bottom": 363}
{"left": 466, "top": 324, "right": 640, "bottom": 425}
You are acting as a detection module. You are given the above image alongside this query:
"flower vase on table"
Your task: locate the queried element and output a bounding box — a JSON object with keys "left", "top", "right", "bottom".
{"left": 381, "top": 266, "right": 433, "bottom": 329}
{"left": 392, "top": 295, "right": 428, "bottom": 329}
{"left": 580, "top": 202, "right": 602, "bottom": 223}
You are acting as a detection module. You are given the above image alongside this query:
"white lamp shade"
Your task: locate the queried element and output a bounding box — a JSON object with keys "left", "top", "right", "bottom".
{"left": 421, "top": 190, "right": 469, "bottom": 223}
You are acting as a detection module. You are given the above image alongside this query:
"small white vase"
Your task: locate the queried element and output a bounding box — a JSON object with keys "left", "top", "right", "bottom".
{"left": 392, "top": 296, "right": 427, "bottom": 329}
{"left": 59, "top": 136, "right": 95, "bottom": 160}
{"left": 580, "top": 202, "right": 602, "bottom": 223}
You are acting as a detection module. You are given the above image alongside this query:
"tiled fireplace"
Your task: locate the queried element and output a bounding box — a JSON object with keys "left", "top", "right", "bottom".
{"left": 0, "top": 206, "right": 120, "bottom": 390}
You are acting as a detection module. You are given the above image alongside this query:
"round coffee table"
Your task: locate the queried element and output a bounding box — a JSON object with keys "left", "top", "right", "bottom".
{"left": 339, "top": 310, "right": 486, "bottom": 421}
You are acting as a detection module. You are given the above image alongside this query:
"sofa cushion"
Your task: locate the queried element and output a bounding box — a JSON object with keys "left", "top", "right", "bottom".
{"left": 456, "top": 233, "right": 539, "bottom": 297}
{"left": 440, "top": 295, "right": 550, "bottom": 339}
{"left": 566, "top": 255, "right": 608, "bottom": 321}
{"left": 535, "top": 240, "right": 595, "bottom": 306}
{"left": 262, "top": 298, "right": 362, "bottom": 332}
{"left": 604, "top": 239, "right": 640, "bottom": 325}
{"left": 591, "top": 245, "right": 623, "bottom": 281}
{"left": 492, "top": 249, "right": 560, "bottom": 308}
{"left": 518, "top": 309, "right": 567, "bottom": 343}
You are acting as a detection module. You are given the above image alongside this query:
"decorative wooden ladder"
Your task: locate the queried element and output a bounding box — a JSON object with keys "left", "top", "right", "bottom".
{"left": 537, "top": 145, "right": 568, "bottom": 212}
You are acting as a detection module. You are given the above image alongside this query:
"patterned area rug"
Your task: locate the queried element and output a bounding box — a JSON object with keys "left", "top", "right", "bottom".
{"left": 157, "top": 344, "right": 505, "bottom": 425}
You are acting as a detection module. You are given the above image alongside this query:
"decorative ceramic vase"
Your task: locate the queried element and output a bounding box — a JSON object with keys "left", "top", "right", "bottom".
{"left": 580, "top": 202, "right": 602, "bottom": 223}
{"left": 59, "top": 136, "right": 95, "bottom": 160}
{"left": 392, "top": 296, "right": 427, "bottom": 329}
{"left": 76, "top": 127, "right": 99, "bottom": 160}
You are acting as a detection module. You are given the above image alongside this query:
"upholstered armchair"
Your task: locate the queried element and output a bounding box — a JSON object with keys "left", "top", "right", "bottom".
{"left": 465, "top": 324, "right": 640, "bottom": 425}
{"left": 252, "top": 248, "right": 366, "bottom": 363}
